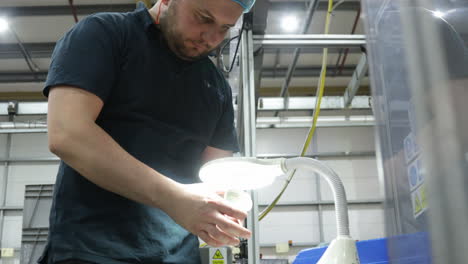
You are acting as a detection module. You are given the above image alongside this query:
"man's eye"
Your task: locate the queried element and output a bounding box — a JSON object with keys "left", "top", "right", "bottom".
{"left": 198, "top": 15, "right": 212, "bottom": 24}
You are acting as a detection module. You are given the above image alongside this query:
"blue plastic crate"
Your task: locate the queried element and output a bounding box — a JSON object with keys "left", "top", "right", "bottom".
{"left": 293, "top": 237, "right": 388, "bottom": 264}
{"left": 293, "top": 233, "right": 431, "bottom": 264}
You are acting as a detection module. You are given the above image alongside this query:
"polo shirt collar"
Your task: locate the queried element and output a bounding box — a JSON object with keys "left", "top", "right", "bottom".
{"left": 135, "top": 2, "right": 157, "bottom": 31}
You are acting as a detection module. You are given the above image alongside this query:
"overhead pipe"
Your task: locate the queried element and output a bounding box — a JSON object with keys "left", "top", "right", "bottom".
{"left": 0, "top": 122, "right": 47, "bottom": 134}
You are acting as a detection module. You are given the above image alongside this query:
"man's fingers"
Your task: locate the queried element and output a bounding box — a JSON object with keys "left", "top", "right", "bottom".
{"left": 206, "top": 200, "right": 251, "bottom": 239}
{"left": 224, "top": 215, "right": 242, "bottom": 225}
{"left": 209, "top": 200, "right": 248, "bottom": 220}
{"left": 199, "top": 230, "right": 224, "bottom": 248}
{"left": 214, "top": 214, "right": 251, "bottom": 239}
{"left": 205, "top": 224, "right": 240, "bottom": 245}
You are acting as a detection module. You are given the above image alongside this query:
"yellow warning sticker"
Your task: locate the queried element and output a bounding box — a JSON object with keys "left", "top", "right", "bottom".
{"left": 411, "top": 183, "right": 428, "bottom": 218}
{"left": 213, "top": 249, "right": 224, "bottom": 259}
{"left": 210, "top": 248, "right": 226, "bottom": 264}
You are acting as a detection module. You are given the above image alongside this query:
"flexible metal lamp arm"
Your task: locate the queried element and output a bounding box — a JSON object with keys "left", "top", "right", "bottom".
{"left": 283, "top": 157, "right": 350, "bottom": 237}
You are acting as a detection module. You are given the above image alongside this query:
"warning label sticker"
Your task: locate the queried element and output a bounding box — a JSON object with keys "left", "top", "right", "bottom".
{"left": 411, "top": 183, "right": 428, "bottom": 218}
{"left": 209, "top": 248, "right": 227, "bottom": 264}
{"left": 213, "top": 249, "right": 224, "bottom": 259}
{"left": 404, "top": 128, "right": 427, "bottom": 220}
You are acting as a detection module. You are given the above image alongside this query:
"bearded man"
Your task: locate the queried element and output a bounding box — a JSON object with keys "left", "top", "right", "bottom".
{"left": 39, "top": 0, "right": 255, "bottom": 263}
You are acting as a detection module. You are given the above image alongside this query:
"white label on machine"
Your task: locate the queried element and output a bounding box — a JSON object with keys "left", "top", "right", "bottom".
{"left": 209, "top": 247, "right": 227, "bottom": 264}
{"left": 1, "top": 248, "right": 15, "bottom": 257}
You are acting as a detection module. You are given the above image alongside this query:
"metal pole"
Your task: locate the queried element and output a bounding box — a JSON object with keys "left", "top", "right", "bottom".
{"left": 240, "top": 16, "right": 260, "bottom": 264}
{"left": 0, "top": 133, "right": 12, "bottom": 250}
{"left": 253, "top": 34, "right": 366, "bottom": 48}
{"left": 257, "top": 151, "right": 375, "bottom": 159}
{"left": 0, "top": 128, "right": 48, "bottom": 134}
{"left": 311, "top": 134, "right": 325, "bottom": 242}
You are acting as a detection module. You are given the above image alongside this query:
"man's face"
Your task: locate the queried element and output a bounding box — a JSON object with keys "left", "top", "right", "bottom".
{"left": 159, "top": 0, "right": 243, "bottom": 61}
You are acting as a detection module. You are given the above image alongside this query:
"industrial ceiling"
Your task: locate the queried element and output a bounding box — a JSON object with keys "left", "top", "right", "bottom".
{"left": 0, "top": 0, "right": 369, "bottom": 101}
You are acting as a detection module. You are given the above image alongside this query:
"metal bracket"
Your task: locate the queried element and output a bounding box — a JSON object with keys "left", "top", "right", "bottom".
{"left": 7, "top": 101, "right": 18, "bottom": 116}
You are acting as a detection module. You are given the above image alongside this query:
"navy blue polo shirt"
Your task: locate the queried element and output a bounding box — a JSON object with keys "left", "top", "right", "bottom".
{"left": 40, "top": 3, "right": 239, "bottom": 264}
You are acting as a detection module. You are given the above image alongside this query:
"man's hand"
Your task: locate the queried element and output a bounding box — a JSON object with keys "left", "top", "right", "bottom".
{"left": 164, "top": 183, "right": 252, "bottom": 247}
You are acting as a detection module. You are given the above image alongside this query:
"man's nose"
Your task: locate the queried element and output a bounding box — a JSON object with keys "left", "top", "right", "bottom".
{"left": 201, "top": 27, "right": 224, "bottom": 48}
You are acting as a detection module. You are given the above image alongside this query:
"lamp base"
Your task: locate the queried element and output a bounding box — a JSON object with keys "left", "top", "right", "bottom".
{"left": 317, "top": 236, "right": 360, "bottom": 264}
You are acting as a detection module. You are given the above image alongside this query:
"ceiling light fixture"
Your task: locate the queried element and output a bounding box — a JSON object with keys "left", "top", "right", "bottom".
{"left": 0, "top": 17, "right": 9, "bottom": 33}
{"left": 281, "top": 16, "right": 299, "bottom": 32}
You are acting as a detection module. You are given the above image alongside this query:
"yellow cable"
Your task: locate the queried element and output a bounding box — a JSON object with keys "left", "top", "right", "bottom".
{"left": 259, "top": 0, "right": 334, "bottom": 221}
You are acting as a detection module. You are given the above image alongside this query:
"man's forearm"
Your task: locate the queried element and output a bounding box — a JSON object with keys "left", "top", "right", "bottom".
{"left": 49, "top": 120, "right": 180, "bottom": 211}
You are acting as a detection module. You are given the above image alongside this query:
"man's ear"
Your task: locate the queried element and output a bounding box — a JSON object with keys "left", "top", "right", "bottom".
{"left": 161, "top": 0, "right": 171, "bottom": 6}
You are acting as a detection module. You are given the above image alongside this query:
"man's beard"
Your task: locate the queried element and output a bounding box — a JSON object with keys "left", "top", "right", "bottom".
{"left": 159, "top": 2, "right": 214, "bottom": 61}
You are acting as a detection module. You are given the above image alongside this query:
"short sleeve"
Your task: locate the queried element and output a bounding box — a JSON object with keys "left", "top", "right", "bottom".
{"left": 209, "top": 79, "right": 240, "bottom": 152}
{"left": 43, "top": 14, "right": 119, "bottom": 102}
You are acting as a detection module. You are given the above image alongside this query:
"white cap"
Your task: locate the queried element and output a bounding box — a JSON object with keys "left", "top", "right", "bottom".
{"left": 230, "top": 0, "right": 256, "bottom": 13}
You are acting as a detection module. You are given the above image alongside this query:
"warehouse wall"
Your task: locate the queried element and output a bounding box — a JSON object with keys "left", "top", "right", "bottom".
{"left": 0, "top": 122, "right": 383, "bottom": 264}
{"left": 0, "top": 130, "right": 59, "bottom": 264}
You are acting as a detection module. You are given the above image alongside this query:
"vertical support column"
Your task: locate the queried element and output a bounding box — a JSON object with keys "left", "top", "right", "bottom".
{"left": 239, "top": 14, "right": 259, "bottom": 264}
{"left": 0, "top": 133, "right": 12, "bottom": 250}
{"left": 311, "top": 135, "right": 324, "bottom": 243}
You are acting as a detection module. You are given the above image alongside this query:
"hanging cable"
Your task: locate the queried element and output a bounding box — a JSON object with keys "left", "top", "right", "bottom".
{"left": 259, "top": 0, "right": 335, "bottom": 221}
{"left": 10, "top": 30, "right": 40, "bottom": 78}
{"left": 217, "top": 18, "right": 246, "bottom": 73}
{"left": 68, "top": 0, "right": 79, "bottom": 23}
{"left": 337, "top": 7, "right": 361, "bottom": 76}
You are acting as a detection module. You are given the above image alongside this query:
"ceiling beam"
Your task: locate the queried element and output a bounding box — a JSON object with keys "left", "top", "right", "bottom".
{"left": 262, "top": 65, "right": 361, "bottom": 78}
{"left": 254, "top": 34, "right": 366, "bottom": 49}
{"left": 0, "top": 86, "right": 371, "bottom": 100}
{"left": 0, "top": 1, "right": 359, "bottom": 17}
{"left": 0, "top": 5, "right": 133, "bottom": 17}
{"left": 270, "top": 1, "right": 360, "bottom": 12}
{"left": 257, "top": 95, "right": 371, "bottom": 110}
{"left": 0, "top": 65, "right": 363, "bottom": 83}
{"left": 0, "top": 43, "right": 55, "bottom": 59}
{"left": 0, "top": 72, "right": 47, "bottom": 83}
{"left": 259, "top": 86, "right": 370, "bottom": 97}
{"left": 0, "top": 42, "right": 362, "bottom": 59}
{"left": 0, "top": 92, "right": 45, "bottom": 101}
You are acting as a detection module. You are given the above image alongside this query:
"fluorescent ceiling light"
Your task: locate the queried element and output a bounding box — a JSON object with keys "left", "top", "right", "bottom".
{"left": 0, "top": 17, "right": 9, "bottom": 33}
{"left": 281, "top": 16, "right": 299, "bottom": 32}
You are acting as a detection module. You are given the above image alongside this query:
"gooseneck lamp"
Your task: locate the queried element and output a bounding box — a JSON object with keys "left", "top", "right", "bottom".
{"left": 199, "top": 157, "right": 360, "bottom": 264}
